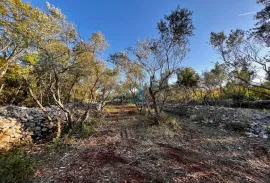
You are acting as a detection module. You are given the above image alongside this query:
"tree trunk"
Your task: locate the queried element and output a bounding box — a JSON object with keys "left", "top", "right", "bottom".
{"left": 28, "top": 87, "right": 52, "bottom": 121}
{"left": 148, "top": 87, "right": 159, "bottom": 125}
{"left": 79, "top": 108, "right": 91, "bottom": 130}
{"left": 0, "top": 61, "right": 10, "bottom": 78}
{"left": 65, "top": 111, "right": 73, "bottom": 129}
{"left": 0, "top": 84, "right": 4, "bottom": 94}
{"left": 10, "top": 85, "right": 22, "bottom": 104}
{"left": 56, "top": 118, "right": 61, "bottom": 138}
{"left": 90, "top": 90, "right": 95, "bottom": 103}
{"left": 65, "top": 79, "right": 77, "bottom": 103}
{"left": 97, "top": 101, "right": 106, "bottom": 114}
{"left": 144, "top": 89, "right": 152, "bottom": 115}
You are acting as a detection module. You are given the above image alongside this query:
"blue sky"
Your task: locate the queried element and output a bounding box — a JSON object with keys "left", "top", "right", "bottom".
{"left": 26, "top": 0, "right": 262, "bottom": 73}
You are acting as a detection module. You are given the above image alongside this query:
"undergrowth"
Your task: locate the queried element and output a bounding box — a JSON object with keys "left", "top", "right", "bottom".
{"left": 0, "top": 148, "right": 36, "bottom": 183}
{"left": 160, "top": 113, "right": 179, "bottom": 130}
{"left": 69, "top": 122, "right": 98, "bottom": 139}
{"left": 48, "top": 117, "right": 101, "bottom": 152}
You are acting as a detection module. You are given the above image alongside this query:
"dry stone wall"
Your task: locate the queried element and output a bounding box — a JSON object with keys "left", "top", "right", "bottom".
{"left": 0, "top": 116, "right": 31, "bottom": 149}
{"left": 164, "top": 104, "right": 270, "bottom": 139}
{"left": 0, "top": 104, "right": 97, "bottom": 149}
{"left": 0, "top": 105, "right": 65, "bottom": 149}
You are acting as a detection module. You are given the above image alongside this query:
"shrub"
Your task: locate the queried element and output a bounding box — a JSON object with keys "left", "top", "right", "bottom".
{"left": 69, "top": 118, "right": 99, "bottom": 139}
{"left": 160, "top": 113, "right": 179, "bottom": 129}
{"left": 48, "top": 118, "right": 99, "bottom": 152}
{"left": 79, "top": 123, "right": 97, "bottom": 138}
{"left": 264, "top": 125, "right": 270, "bottom": 134}
{"left": 0, "top": 148, "right": 36, "bottom": 183}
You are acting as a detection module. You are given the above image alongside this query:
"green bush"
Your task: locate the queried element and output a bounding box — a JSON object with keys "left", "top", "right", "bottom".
{"left": 79, "top": 123, "right": 97, "bottom": 138}
{"left": 69, "top": 119, "right": 98, "bottom": 139}
{"left": 0, "top": 148, "right": 36, "bottom": 183}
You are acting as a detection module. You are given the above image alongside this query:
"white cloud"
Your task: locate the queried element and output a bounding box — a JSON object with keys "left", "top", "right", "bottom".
{"left": 238, "top": 11, "right": 256, "bottom": 16}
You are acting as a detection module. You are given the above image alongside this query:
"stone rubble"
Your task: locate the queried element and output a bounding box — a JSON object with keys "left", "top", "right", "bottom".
{"left": 164, "top": 104, "right": 270, "bottom": 139}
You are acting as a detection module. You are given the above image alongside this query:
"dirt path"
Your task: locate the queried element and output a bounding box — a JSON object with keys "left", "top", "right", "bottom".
{"left": 32, "top": 105, "right": 270, "bottom": 183}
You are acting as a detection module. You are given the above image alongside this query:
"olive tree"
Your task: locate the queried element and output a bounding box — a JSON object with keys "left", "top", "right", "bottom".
{"left": 210, "top": 29, "right": 270, "bottom": 96}
{"left": 253, "top": 0, "right": 270, "bottom": 45}
{"left": 132, "top": 6, "right": 195, "bottom": 124}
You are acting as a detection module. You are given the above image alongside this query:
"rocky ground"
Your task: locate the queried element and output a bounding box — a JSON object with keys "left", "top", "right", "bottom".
{"left": 27, "top": 105, "right": 270, "bottom": 183}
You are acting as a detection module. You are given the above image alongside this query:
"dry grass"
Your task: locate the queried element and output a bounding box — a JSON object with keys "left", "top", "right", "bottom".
{"left": 28, "top": 105, "right": 270, "bottom": 183}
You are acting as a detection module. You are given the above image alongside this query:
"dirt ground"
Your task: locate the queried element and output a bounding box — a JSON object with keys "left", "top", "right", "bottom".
{"left": 30, "top": 105, "right": 270, "bottom": 183}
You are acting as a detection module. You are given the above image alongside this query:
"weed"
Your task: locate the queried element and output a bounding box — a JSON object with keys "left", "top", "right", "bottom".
{"left": 167, "top": 117, "right": 179, "bottom": 130}
{"left": 160, "top": 113, "right": 179, "bottom": 129}
{"left": 68, "top": 118, "right": 99, "bottom": 139}
{"left": 263, "top": 109, "right": 270, "bottom": 114}
{"left": 79, "top": 123, "right": 97, "bottom": 138}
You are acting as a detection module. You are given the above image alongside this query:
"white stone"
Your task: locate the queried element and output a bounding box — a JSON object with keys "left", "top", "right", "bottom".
{"left": 263, "top": 134, "right": 268, "bottom": 139}
{"left": 42, "top": 128, "right": 48, "bottom": 132}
